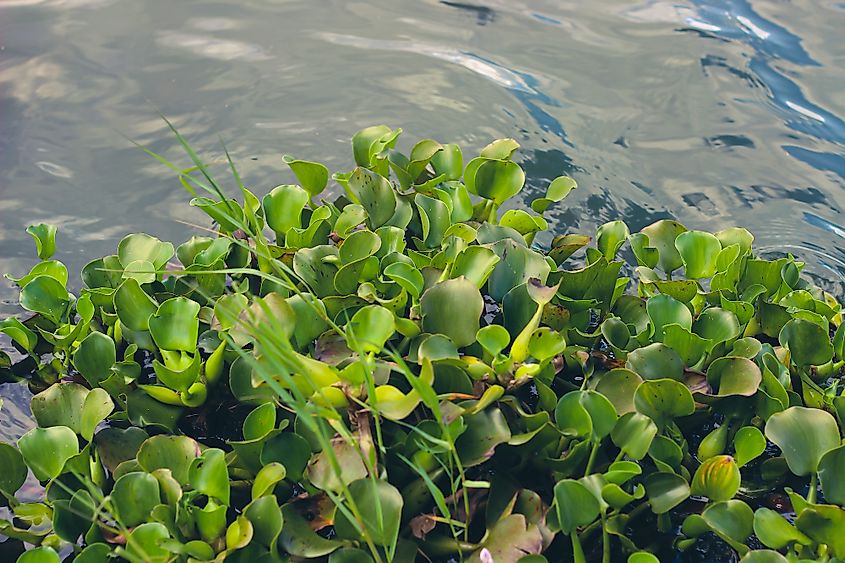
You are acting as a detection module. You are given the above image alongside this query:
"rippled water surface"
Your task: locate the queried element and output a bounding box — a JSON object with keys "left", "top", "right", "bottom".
{"left": 2, "top": 0, "right": 845, "bottom": 439}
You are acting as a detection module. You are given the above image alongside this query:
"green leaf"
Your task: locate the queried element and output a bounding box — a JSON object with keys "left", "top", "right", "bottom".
{"left": 795, "top": 504, "right": 845, "bottom": 558}
{"left": 347, "top": 168, "right": 396, "bottom": 229}
{"left": 611, "top": 412, "right": 657, "bottom": 460}
{"left": 72, "top": 332, "right": 116, "bottom": 387}
{"left": 114, "top": 278, "right": 158, "bottom": 332}
{"left": 420, "top": 277, "right": 483, "bottom": 348}
{"left": 818, "top": 445, "right": 845, "bottom": 506}
{"left": 779, "top": 318, "right": 834, "bottom": 366}
{"left": 335, "top": 478, "right": 403, "bottom": 546}
{"left": 137, "top": 435, "right": 201, "bottom": 484}
{"left": 595, "top": 369, "right": 643, "bottom": 415}
{"left": 764, "top": 406, "right": 840, "bottom": 476}
{"left": 733, "top": 426, "right": 766, "bottom": 468}
{"left": 644, "top": 471, "right": 690, "bottom": 514}
{"left": 306, "top": 437, "right": 368, "bottom": 493}
{"left": 19, "top": 275, "right": 70, "bottom": 324}
{"left": 244, "top": 495, "right": 283, "bottom": 549}
{"left": 675, "top": 230, "right": 722, "bottom": 279}
{"left": 125, "top": 522, "right": 170, "bottom": 562}
{"left": 30, "top": 383, "right": 114, "bottom": 441}
{"left": 112, "top": 471, "right": 161, "bottom": 527}
{"left": 625, "top": 343, "right": 684, "bottom": 381}
{"left": 472, "top": 158, "right": 525, "bottom": 205}
{"left": 553, "top": 479, "right": 600, "bottom": 534}
{"left": 705, "top": 357, "right": 761, "bottom": 398}
{"left": 0, "top": 442, "right": 27, "bottom": 498}
{"left": 18, "top": 426, "right": 79, "bottom": 481}
{"left": 640, "top": 220, "right": 687, "bottom": 274}
{"left": 283, "top": 155, "right": 329, "bottom": 198}
{"left": 263, "top": 184, "right": 309, "bottom": 238}
{"left": 647, "top": 294, "right": 692, "bottom": 342}
{"left": 280, "top": 502, "right": 342, "bottom": 557}
{"left": 531, "top": 176, "right": 576, "bottom": 213}
{"left": 252, "top": 462, "right": 286, "bottom": 499}
{"left": 26, "top": 223, "right": 58, "bottom": 260}
{"left": 634, "top": 378, "right": 695, "bottom": 428}
{"left": 148, "top": 297, "right": 200, "bottom": 352}
{"left": 753, "top": 507, "right": 811, "bottom": 550}
{"left": 117, "top": 233, "right": 173, "bottom": 270}
{"left": 189, "top": 448, "right": 230, "bottom": 505}
{"left": 17, "top": 547, "right": 61, "bottom": 563}
{"left": 702, "top": 500, "right": 753, "bottom": 550}
{"left": 596, "top": 221, "right": 630, "bottom": 261}
{"left": 346, "top": 305, "right": 395, "bottom": 353}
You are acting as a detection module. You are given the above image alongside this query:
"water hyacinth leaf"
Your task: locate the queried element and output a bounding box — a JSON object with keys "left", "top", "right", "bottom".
{"left": 456, "top": 408, "right": 511, "bottom": 467}
{"left": 114, "top": 278, "right": 158, "bottom": 331}
{"left": 595, "top": 368, "right": 643, "bottom": 415}
{"left": 261, "top": 432, "right": 311, "bottom": 480}
{"left": 0, "top": 443, "right": 27, "bottom": 498}
{"left": 702, "top": 500, "right": 754, "bottom": 551}
{"left": 705, "top": 356, "right": 761, "bottom": 397}
{"left": 149, "top": 297, "right": 200, "bottom": 351}
{"left": 282, "top": 154, "right": 329, "bottom": 198}
{"left": 675, "top": 230, "right": 722, "bottom": 279}
{"left": 694, "top": 308, "right": 740, "bottom": 343}
{"left": 19, "top": 275, "right": 69, "bottom": 324}
{"left": 611, "top": 412, "right": 657, "bottom": 460}
{"left": 189, "top": 448, "right": 230, "bottom": 505}
{"left": 634, "top": 378, "right": 695, "bottom": 428}
{"left": 555, "top": 391, "right": 593, "bottom": 438}
{"left": 764, "top": 406, "right": 840, "bottom": 476}
{"left": 663, "top": 324, "right": 707, "bottom": 367}
{"left": 307, "top": 437, "right": 368, "bottom": 493}
{"left": 0, "top": 317, "right": 38, "bottom": 353}
{"left": 352, "top": 124, "right": 397, "bottom": 167}
{"left": 263, "top": 184, "right": 309, "bottom": 238}
{"left": 7, "top": 260, "right": 68, "bottom": 289}
{"left": 95, "top": 426, "right": 148, "bottom": 474}
{"left": 26, "top": 223, "right": 58, "bottom": 260}
{"left": 549, "top": 234, "right": 591, "bottom": 264}
{"left": 625, "top": 343, "right": 684, "bottom": 381}
{"left": 628, "top": 553, "right": 660, "bottom": 563}
{"left": 72, "top": 331, "right": 116, "bottom": 386}
{"left": 597, "top": 221, "right": 630, "bottom": 261}
{"left": 117, "top": 233, "right": 173, "bottom": 270}
{"left": 734, "top": 426, "right": 766, "bottom": 468}
{"left": 753, "top": 507, "right": 811, "bottom": 550}
{"left": 553, "top": 479, "right": 600, "bottom": 534}
{"left": 17, "top": 547, "right": 61, "bottom": 563}
{"left": 420, "top": 277, "right": 483, "bottom": 348}
{"left": 640, "top": 220, "right": 687, "bottom": 274}
{"left": 280, "top": 502, "right": 342, "bottom": 558}
{"left": 243, "top": 495, "right": 283, "bottom": 549}
{"left": 346, "top": 305, "right": 395, "bottom": 353}
{"left": 532, "top": 176, "right": 577, "bottom": 213}
{"left": 468, "top": 514, "right": 544, "bottom": 563}
{"left": 335, "top": 478, "right": 403, "bottom": 546}
{"left": 472, "top": 158, "right": 525, "bottom": 205}
{"left": 31, "top": 383, "right": 114, "bottom": 441}
{"left": 794, "top": 505, "right": 845, "bottom": 558}
{"left": 137, "top": 435, "right": 201, "bottom": 484}
{"left": 252, "top": 462, "right": 286, "bottom": 499}
{"left": 329, "top": 548, "right": 375, "bottom": 563}
{"left": 477, "top": 324, "right": 510, "bottom": 357}
{"left": 112, "top": 471, "right": 161, "bottom": 527}
{"left": 779, "top": 318, "right": 834, "bottom": 366}
{"left": 818, "top": 445, "right": 845, "bottom": 505}
{"left": 647, "top": 294, "right": 692, "bottom": 342}
{"left": 18, "top": 426, "right": 79, "bottom": 481}
{"left": 644, "top": 472, "right": 690, "bottom": 514}
{"left": 691, "top": 455, "right": 741, "bottom": 501}
{"left": 384, "top": 262, "right": 424, "bottom": 299}
{"left": 347, "top": 168, "right": 396, "bottom": 229}
{"left": 124, "top": 522, "right": 170, "bottom": 562}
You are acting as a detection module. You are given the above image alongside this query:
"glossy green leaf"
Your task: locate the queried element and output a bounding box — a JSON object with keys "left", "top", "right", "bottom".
{"left": 644, "top": 471, "right": 690, "bottom": 514}
{"left": 19, "top": 275, "right": 69, "bottom": 324}
{"left": 675, "top": 230, "right": 722, "bottom": 279}
{"left": 335, "top": 478, "right": 403, "bottom": 546}
{"left": 112, "top": 471, "right": 161, "bottom": 527}
{"left": 553, "top": 479, "right": 600, "bottom": 534}
{"left": 779, "top": 318, "right": 834, "bottom": 366}
{"left": 420, "top": 277, "right": 483, "bottom": 348}
{"left": 634, "top": 378, "right": 695, "bottom": 428}
{"left": 733, "top": 426, "right": 766, "bottom": 468}
{"left": 765, "top": 406, "right": 840, "bottom": 476}
{"left": 18, "top": 426, "right": 79, "bottom": 481}
{"left": 625, "top": 343, "right": 684, "bottom": 381}
{"left": 149, "top": 297, "right": 200, "bottom": 352}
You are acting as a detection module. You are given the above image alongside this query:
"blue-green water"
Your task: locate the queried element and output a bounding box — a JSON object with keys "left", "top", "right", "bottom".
{"left": 2, "top": 0, "right": 845, "bottom": 445}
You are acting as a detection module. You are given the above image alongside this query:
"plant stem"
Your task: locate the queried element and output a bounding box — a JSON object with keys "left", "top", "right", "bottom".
{"left": 585, "top": 440, "right": 600, "bottom": 475}
{"left": 601, "top": 514, "right": 611, "bottom": 563}
{"left": 808, "top": 472, "right": 818, "bottom": 504}
{"left": 571, "top": 531, "right": 587, "bottom": 563}
{"left": 657, "top": 513, "right": 671, "bottom": 533}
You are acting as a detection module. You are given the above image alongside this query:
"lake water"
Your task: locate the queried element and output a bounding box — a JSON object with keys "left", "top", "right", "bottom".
{"left": 2, "top": 0, "right": 845, "bottom": 442}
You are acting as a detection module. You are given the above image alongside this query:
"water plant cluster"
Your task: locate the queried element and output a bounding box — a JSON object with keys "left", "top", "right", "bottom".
{"left": 2, "top": 125, "right": 845, "bottom": 563}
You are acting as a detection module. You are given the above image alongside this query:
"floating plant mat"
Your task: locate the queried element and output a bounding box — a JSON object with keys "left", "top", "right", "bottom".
{"left": 2, "top": 124, "right": 845, "bottom": 563}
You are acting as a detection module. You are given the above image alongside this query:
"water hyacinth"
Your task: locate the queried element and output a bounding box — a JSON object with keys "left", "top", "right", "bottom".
{"left": 1, "top": 124, "right": 845, "bottom": 562}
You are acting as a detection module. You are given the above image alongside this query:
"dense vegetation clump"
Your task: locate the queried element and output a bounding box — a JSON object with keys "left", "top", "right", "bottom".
{"left": 3, "top": 125, "right": 845, "bottom": 563}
